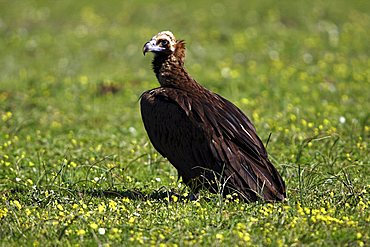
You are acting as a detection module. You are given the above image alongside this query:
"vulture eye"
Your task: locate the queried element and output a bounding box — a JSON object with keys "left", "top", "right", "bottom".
{"left": 159, "top": 39, "right": 169, "bottom": 47}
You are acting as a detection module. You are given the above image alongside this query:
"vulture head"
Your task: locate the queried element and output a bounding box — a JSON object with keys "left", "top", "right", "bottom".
{"left": 143, "top": 31, "right": 186, "bottom": 62}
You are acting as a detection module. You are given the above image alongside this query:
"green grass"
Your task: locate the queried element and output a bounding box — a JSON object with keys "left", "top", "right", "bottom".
{"left": 1, "top": 0, "right": 369, "bottom": 246}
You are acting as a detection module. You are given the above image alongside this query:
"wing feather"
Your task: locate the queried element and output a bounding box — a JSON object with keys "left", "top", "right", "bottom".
{"left": 140, "top": 87, "right": 285, "bottom": 201}
{"left": 140, "top": 88, "right": 221, "bottom": 187}
{"left": 193, "top": 92, "right": 285, "bottom": 200}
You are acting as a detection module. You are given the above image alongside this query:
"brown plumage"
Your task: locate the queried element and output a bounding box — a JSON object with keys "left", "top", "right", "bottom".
{"left": 141, "top": 31, "right": 286, "bottom": 202}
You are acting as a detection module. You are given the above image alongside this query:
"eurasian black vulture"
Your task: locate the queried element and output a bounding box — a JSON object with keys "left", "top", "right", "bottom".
{"left": 141, "top": 31, "right": 286, "bottom": 202}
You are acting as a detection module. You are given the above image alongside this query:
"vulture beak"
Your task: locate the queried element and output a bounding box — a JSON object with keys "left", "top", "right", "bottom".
{"left": 142, "top": 41, "right": 151, "bottom": 56}
{"left": 143, "top": 39, "right": 166, "bottom": 55}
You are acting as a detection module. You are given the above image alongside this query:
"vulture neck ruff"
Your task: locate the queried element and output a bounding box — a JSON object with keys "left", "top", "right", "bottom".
{"left": 151, "top": 43, "right": 200, "bottom": 90}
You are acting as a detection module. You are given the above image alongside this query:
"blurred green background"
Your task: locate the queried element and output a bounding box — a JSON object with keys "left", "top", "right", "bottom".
{"left": 1, "top": 0, "right": 369, "bottom": 143}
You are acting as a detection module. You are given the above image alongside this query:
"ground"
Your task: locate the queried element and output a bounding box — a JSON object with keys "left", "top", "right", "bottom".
{"left": 0, "top": 0, "right": 369, "bottom": 246}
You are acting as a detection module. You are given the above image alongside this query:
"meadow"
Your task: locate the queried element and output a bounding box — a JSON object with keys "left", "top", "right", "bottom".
{"left": 0, "top": 0, "right": 369, "bottom": 246}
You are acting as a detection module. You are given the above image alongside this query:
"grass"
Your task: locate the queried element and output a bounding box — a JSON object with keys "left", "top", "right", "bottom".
{"left": 0, "top": 0, "right": 369, "bottom": 246}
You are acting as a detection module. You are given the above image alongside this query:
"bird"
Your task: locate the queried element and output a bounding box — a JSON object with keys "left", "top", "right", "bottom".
{"left": 141, "top": 31, "right": 286, "bottom": 202}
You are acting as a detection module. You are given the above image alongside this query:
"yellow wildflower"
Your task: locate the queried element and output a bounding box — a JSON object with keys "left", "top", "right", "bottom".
{"left": 0, "top": 207, "right": 8, "bottom": 219}
{"left": 98, "top": 203, "right": 106, "bottom": 213}
{"left": 25, "top": 208, "right": 32, "bottom": 216}
{"left": 12, "top": 200, "right": 22, "bottom": 210}
{"left": 108, "top": 200, "right": 117, "bottom": 211}
{"left": 128, "top": 217, "right": 135, "bottom": 224}
{"left": 90, "top": 222, "right": 98, "bottom": 230}
{"left": 77, "top": 229, "right": 86, "bottom": 236}
{"left": 216, "top": 233, "right": 224, "bottom": 240}
{"left": 171, "top": 195, "right": 178, "bottom": 202}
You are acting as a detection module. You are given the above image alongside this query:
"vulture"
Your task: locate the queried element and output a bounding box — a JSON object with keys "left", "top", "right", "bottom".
{"left": 141, "top": 31, "right": 286, "bottom": 202}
